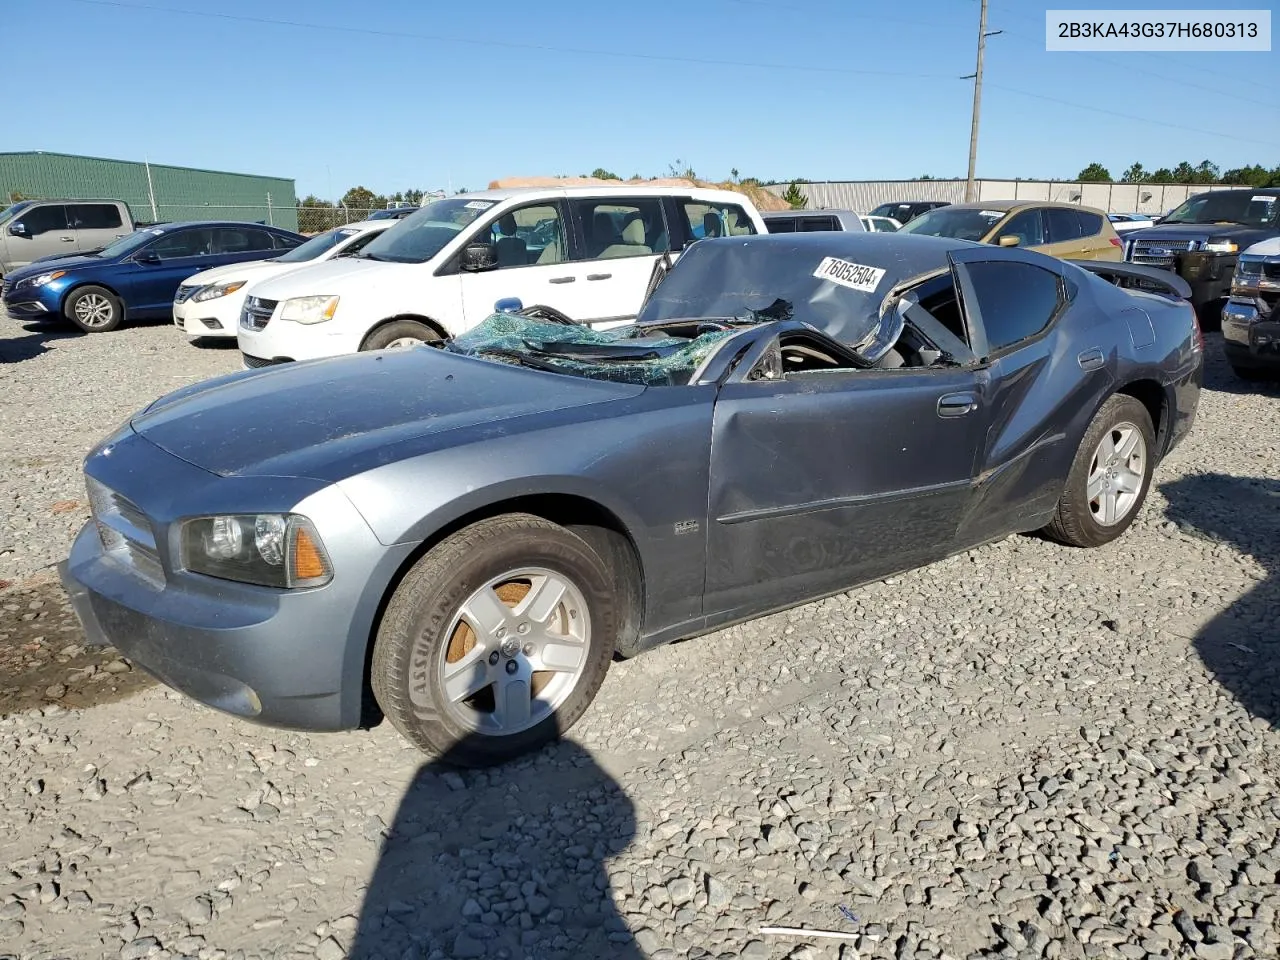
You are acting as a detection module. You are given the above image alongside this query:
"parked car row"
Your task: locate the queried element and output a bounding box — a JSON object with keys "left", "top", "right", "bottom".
{"left": 3, "top": 221, "right": 307, "bottom": 331}
{"left": 59, "top": 229, "right": 1205, "bottom": 764}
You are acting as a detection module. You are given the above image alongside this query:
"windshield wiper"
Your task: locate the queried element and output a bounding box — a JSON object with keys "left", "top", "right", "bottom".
{"left": 473, "top": 347, "right": 569, "bottom": 373}
{"left": 521, "top": 339, "right": 669, "bottom": 362}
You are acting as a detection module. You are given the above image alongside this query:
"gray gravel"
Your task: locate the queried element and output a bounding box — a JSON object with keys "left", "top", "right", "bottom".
{"left": 1, "top": 321, "right": 1279, "bottom": 960}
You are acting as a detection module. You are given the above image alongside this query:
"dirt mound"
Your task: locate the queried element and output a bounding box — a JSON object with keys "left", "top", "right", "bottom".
{"left": 488, "top": 176, "right": 791, "bottom": 212}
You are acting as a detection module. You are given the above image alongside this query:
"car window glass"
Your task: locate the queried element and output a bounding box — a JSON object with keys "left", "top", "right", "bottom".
{"left": 965, "top": 260, "right": 1061, "bottom": 352}
{"left": 273, "top": 233, "right": 304, "bottom": 250}
{"left": 799, "top": 216, "right": 838, "bottom": 232}
{"left": 213, "top": 227, "right": 275, "bottom": 253}
{"left": 68, "top": 204, "right": 122, "bottom": 230}
{"left": 765, "top": 217, "right": 796, "bottom": 233}
{"left": 342, "top": 231, "right": 381, "bottom": 254}
{"left": 571, "top": 198, "right": 668, "bottom": 259}
{"left": 15, "top": 205, "right": 69, "bottom": 235}
{"left": 999, "top": 210, "right": 1045, "bottom": 246}
{"left": 1077, "top": 210, "right": 1104, "bottom": 237}
{"left": 1044, "top": 208, "right": 1082, "bottom": 243}
{"left": 680, "top": 201, "right": 757, "bottom": 243}
{"left": 483, "top": 203, "right": 566, "bottom": 268}
{"left": 146, "top": 228, "right": 213, "bottom": 259}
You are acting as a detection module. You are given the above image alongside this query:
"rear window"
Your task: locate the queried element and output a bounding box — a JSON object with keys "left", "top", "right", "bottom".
{"left": 1045, "top": 208, "right": 1083, "bottom": 243}
{"left": 765, "top": 217, "right": 797, "bottom": 233}
{"left": 680, "top": 201, "right": 756, "bottom": 243}
{"left": 799, "top": 216, "right": 839, "bottom": 232}
{"left": 69, "top": 203, "right": 122, "bottom": 230}
{"left": 1078, "top": 210, "right": 1104, "bottom": 237}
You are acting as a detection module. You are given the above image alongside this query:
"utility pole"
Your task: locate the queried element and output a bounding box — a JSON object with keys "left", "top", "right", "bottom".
{"left": 962, "top": 0, "right": 1001, "bottom": 202}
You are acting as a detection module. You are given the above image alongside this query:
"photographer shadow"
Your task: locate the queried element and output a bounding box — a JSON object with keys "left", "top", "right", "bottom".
{"left": 349, "top": 737, "right": 644, "bottom": 960}
{"left": 1161, "top": 473, "right": 1280, "bottom": 726}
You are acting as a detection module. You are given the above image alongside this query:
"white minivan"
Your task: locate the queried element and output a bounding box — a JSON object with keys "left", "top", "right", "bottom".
{"left": 237, "top": 186, "right": 764, "bottom": 367}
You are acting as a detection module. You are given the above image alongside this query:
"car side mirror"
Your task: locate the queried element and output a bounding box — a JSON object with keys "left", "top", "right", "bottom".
{"left": 8, "top": 221, "right": 26, "bottom": 236}
{"left": 997, "top": 235, "right": 1021, "bottom": 247}
{"left": 494, "top": 297, "right": 523, "bottom": 313}
{"left": 460, "top": 241, "right": 497, "bottom": 272}
{"left": 135, "top": 250, "right": 161, "bottom": 264}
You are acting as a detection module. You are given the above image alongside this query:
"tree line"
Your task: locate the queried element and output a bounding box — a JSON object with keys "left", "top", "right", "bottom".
{"left": 1076, "top": 160, "right": 1280, "bottom": 186}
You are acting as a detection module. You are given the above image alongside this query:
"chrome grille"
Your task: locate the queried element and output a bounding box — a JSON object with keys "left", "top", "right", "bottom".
{"left": 1126, "top": 238, "right": 1198, "bottom": 269}
{"left": 86, "top": 477, "right": 165, "bottom": 587}
{"left": 240, "top": 296, "right": 278, "bottom": 332}
{"left": 2, "top": 279, "right": 12, "bottom": 299}
{"left": 173, "top": 283, "right": 201, "bottom": 304}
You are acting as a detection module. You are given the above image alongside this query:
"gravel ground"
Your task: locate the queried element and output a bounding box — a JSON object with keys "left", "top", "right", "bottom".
{"left": 1, "top": 318, "right": 1279, "bottom": 960}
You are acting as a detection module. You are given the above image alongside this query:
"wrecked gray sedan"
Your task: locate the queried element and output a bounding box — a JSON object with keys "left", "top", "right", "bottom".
{"left": 60, "top": 233, "right": 1203, "bottom": 765}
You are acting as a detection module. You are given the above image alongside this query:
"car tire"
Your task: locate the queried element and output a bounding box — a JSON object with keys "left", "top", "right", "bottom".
{"left": 361, "top": 319, "right": 440, "bottom": 351}
{"left": 64, "top": 285, "right": 123, "bottom": 333}
{"left": 370, "top": 513, "right": 617, "bottom": 766}
{"left": 1043, "top": 394, "right": 1156, "bottom": 548}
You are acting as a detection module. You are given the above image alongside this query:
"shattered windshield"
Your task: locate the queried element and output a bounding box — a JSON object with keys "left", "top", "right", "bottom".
{"left": 445, "top": 313, "right": 740, "bottom": 386}
{"left": 636, "top": 237, "right": 891, "bottom": 350}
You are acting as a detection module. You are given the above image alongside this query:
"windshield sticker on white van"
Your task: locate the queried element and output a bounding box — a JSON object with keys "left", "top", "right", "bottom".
{"left": 812, "top": 257, "right": 886, "bottom": 293}
{"left": 464, "top": 200, "right": 495, "bottom": 210}
{"left": 337, "top": 228, "right": 358, "bottom": 236}
{"left": 979, "top": 210, "right": 1004, "bottom": 219}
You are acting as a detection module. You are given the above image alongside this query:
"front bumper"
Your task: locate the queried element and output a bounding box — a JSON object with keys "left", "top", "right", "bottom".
{"left": 58, "top": 434, "right": 414, "bottom": 731}
{"left": 1222, "top": 299, "right": 1280, "bottom": 370}
{"left": 3, "top": 295, "right": 55, "bottom": 319}
{"left": 238, "top": 313, "right": 364, "bottom": 365}
{"left": 173, "top": 296, "right": 239, "bottom": 338}
{"left": 1178, "top": 252, "right": 1236, "bottom": 307}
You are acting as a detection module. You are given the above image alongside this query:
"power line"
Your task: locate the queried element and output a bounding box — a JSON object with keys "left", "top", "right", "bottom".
{"left": 50, "top": 0, "right": 1279, "bottom": 151}
{"left": 984, "top": 83, "right": 1280, "bottom": 149}
{"left": 984, "top": 0, "right": 1270, "bottom": 106}
{"left": 57, "top": 0, "right": 955, "bottom": 80}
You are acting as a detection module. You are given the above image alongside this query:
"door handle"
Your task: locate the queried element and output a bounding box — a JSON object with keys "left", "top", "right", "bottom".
{"left": 548, "top": 276, "right": 575, "bottom": 284}
{"left": 1077, "top": 348, "right": 1104, "bottom": 371}
{"left": 61, "top": 237, "right": 75, "bottom": 242}
{"left": 586, "top": 273, "right": 612, "bottom": 281}
{"left": 937, "top": 392, "right": 978, "bottom": 418}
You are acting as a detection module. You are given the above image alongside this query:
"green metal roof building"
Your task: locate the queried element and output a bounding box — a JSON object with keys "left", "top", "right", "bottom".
{"left": 0, "top": 151, "right": 299, "bottom": 231}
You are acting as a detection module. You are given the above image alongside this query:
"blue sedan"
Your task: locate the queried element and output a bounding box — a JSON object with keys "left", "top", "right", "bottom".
{"left": 2, "top": 221, "right": 306, "bottom": 332}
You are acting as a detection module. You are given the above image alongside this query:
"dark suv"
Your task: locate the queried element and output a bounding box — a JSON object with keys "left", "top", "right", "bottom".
{"left": 869, "top": 200, "right": 950, "bottom": 224}
{"left": 1123, "top": 188, "right": 1280, "bottom": 319}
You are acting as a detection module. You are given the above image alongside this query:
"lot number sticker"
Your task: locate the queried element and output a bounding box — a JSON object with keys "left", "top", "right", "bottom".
{"left": 813, "top": 257, "right": 886, "bottom": 293}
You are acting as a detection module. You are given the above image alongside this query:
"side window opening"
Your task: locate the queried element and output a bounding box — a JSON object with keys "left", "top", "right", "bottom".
{"left": 964, "top": 260, "right": 1064, "bottom": 353}
{"left": 570, "top": 198, "right": 668, "bottom": 260}
{"left": 680, "top": 201, "right": 757, "bottom": 244}
{"left": 999, "top": 209, "right": 1045, "bottom": 247}
{"left": 484, "top": 203, "right": 568, "bottom": 268}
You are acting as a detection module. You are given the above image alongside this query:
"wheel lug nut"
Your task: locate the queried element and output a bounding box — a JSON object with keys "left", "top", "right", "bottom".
{"left": 523, "top": 643, "right": 534, "bottom": 656}
{"left": 517, "top": 623, "right": 530, "bottom": 635}
{"left": 505, "top": 660, "right": 518, "bottom": 675}
{"left": 496, "top": 626, "right": 506, "bottom": 638}
{"left": 488, "top": 651, "right": 500, "bottom": 666}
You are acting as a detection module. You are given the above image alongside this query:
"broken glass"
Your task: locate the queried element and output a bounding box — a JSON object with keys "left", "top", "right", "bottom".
{"left": 446, "top": 312, "right": 739, "bottom": 386}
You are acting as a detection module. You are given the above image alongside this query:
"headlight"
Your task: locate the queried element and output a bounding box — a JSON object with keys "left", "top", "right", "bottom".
{"left": 1204, "top": 239, "right": 1239, "bottom": 254}
{"left": 17, "top": 270, "right": 65, "bottom": 289}
{"left": 280, "top": 295, "right": 340, "bottom": 324}
{"left": 191, "top": 280, "right": 247, "bottom": 302}
{"left": 181, "top": 513, "right": 332, "bottom": 588}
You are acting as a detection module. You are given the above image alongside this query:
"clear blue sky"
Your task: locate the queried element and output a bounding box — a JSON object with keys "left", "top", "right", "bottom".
{"left": 8, "top": 0, "right": 1278, "bottom": 199}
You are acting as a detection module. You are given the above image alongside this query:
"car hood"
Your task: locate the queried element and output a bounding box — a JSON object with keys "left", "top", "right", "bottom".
{"left": 130, "top": 346, "right": 645, "bottom": 480}
{"left": 246, "top": 256, "right": 407, "bottom": 301}
{"left": 1242, "top": 237, "right": 1280, "bottom": 257}
{"left": 1134, "top": 222, "right": 1274, "bottom": 245}
{"left": 4, "top": 254, "right": 108, "bottom": 281}
{"left": 181, "top": 259, "right": 287, "bottom": 287}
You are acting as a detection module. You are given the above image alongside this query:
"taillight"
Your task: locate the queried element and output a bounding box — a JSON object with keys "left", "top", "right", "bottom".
{"left": 1190, "top": 305, "right": 1204, "bottom": 353}
{"left": 1109, "top": 237, "right": 1122, "bottom": 247}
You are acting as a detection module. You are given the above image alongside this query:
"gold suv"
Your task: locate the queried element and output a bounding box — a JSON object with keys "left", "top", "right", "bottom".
{"left": 900, "top": 200, "right": 1123, "bottom": 261}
